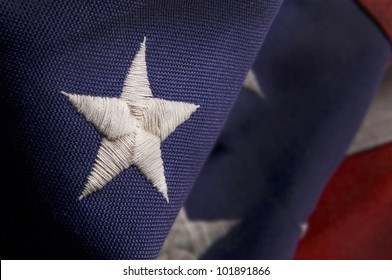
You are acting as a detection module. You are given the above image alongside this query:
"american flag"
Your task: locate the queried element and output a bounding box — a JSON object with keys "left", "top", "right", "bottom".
{"left": 1, "top": 0, "right": 391, "bottom": 259}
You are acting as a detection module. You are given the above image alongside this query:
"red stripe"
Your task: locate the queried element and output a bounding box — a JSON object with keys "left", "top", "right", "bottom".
{"left": 295, "top": 143, "right": 392, "bottom": 259}
{"left": 358, "top": 0, "right": 392, "bottom": 43}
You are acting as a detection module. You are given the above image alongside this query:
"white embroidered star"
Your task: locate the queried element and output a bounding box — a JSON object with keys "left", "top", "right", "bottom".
{"left": 62, "top": 37, "right": 199, "bottom": 202}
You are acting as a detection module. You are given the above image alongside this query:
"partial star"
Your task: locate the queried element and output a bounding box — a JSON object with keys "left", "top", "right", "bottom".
{"left": 63, "top": 37, "right": 199, "bottom": 202}
{"left": 243, "top": 70, "right": 264, "bottom": 98}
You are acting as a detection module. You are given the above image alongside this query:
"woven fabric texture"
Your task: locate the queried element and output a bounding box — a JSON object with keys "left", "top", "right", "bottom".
{"left": 1, "top": 0, "right": 282, "bottom": 259}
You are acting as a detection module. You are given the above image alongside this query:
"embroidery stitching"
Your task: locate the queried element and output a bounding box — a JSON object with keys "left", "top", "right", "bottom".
{"left": 63, "top": 37, "right": 199, "bottom": 202}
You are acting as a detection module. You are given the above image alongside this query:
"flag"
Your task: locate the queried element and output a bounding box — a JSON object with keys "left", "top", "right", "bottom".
{"left": 1, "top": 0, "right": 283, "bottom": 259}
{"left": 2, "top": 0, "right": 391, "bottom": 260}
{"left": 162, "top": 0, "right": 392, "bottom": 259}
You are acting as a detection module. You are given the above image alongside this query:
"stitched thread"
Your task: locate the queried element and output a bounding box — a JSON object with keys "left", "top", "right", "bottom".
{"left": 62, "top": 93, "right": 137, "bottom": 140}
{"left": 63, "top": 37, "right": 199, "bottom": 201}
